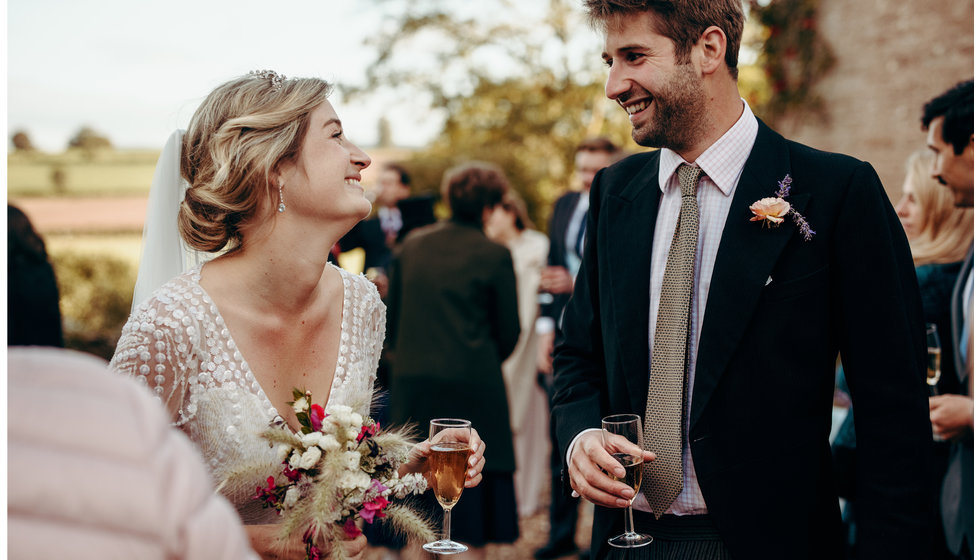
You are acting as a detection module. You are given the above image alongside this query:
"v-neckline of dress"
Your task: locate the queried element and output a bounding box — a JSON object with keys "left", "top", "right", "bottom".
{"left": 189, "top": 263, "right": 349, "bottom": 430}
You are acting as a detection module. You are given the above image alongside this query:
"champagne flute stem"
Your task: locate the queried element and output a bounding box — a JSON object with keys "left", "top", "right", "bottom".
{"left": 442, "top": 506, "right": 452, "bottom": 542}
{"left": 625, "top": 505, "right": 637, "bottom": 536}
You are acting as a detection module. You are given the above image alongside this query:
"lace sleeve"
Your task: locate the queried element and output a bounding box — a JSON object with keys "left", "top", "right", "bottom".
{"left": 109, "top": 301, "right": 191, "bottom": 425}
{"left": 335, "top": 271, "right": 386, "bottom": 416}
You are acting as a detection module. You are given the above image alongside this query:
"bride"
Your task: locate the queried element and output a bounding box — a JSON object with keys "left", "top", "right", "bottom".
{"left": 110, "top": 71, "right": 486, "bottom": 559}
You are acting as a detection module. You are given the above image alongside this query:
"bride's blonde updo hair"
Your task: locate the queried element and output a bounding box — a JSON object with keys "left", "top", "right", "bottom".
{"left": 178, "top": 71, "right": 331, "bottom": 253}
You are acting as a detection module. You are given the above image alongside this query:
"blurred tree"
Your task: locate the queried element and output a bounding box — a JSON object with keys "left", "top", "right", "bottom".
{"left": 349, "top": 0, "right": 635, "bottom": 228}
{"left": 67, "top": 126, "right": 112, "bottom": 157}
{"left": 51, "top": 251, "right": 134, "bottom": 360}
{"left": 11, "top": 130, "right": 36, "bottom": 152}
{"left": 747, "top": 0, "right": 835, "bottom": 124}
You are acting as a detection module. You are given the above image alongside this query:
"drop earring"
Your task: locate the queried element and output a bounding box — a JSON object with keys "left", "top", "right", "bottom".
{"left": 278, "top": 181, "right": 286, "bottom": 213}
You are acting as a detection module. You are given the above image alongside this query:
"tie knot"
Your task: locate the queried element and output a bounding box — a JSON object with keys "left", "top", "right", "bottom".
{"left": 676, "top": 164, "right": 703, "bottom": 197}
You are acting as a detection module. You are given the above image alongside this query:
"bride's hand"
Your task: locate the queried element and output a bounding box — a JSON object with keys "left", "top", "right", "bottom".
{"left": 339, "top": 532, "right": 368, "bottom": 560}
{"left": 246, "top": 524, "right": 304, "bottom": 559}
{"left": 404, "top": 429, "right": 486, "bottom": 488}
{"left": 247, "top": 524, "right": 367, "bottom": 559}
{"left": 462, "top": 428, "right": 486, "bottom": 487}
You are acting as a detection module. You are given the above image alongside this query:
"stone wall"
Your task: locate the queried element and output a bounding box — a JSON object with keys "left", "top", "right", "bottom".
{"left": 768, "top": 0, "right": 973, "bottom": 201}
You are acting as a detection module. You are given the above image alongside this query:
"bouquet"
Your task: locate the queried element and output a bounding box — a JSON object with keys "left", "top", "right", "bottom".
{"left": 255, "top": 389, "right": 434, "bottom": 560}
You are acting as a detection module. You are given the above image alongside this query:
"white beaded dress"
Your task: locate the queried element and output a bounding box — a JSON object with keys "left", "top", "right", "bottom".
{"left": 110, "top": 264, "right": 385, "bottom": 524}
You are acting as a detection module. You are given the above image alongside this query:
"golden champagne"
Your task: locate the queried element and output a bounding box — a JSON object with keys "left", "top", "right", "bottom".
{"left": 609, "top": 453, "right": 643, "bottom": 496}
{"left": 430, "top": 442, "right": 471, "bottom": 508}
{"left": 926, "top": 348, "right": 942, "bottom": 386}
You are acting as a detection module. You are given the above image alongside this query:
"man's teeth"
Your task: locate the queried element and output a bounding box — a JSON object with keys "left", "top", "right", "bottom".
{"left": 626, "top": 101, "right": 649, "bottom": 115}
{"left": 345, "top": 179, "right": 361, "bottom": 187}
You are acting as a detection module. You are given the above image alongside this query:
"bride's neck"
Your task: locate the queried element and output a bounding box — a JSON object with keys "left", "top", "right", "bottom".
{"left": 208, "top": 229, "right": 342, "bottom": 314}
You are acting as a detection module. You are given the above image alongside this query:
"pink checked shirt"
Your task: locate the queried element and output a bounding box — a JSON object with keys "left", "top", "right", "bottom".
{"left": 631, "top": 100, "right": 759, "bottom": 515}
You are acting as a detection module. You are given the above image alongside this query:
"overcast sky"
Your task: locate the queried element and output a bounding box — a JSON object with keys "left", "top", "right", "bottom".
{"left": 7, "top": 0, "right": 454, "bottom": 152}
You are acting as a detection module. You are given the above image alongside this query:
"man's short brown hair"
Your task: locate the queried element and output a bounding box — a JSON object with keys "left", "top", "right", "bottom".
{"left": 584, "top": 0, "right": 744, "bottom": 79}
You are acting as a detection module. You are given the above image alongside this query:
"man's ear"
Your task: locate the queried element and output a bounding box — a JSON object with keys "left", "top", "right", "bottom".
{"left": 696, "top": 26, "right": 728, "bottom": 75}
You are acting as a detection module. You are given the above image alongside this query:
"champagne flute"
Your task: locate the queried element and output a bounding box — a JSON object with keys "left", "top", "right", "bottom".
{"left": 926, "top": 323, "right": 942, "bottom": 395}
{"left": 423, "top": 418, "right": 473, "bottom": 555}
{"left": 925, "top": 324, "right": 946, "bottom": 441}
{"left": 602, "top": 414, "right": 653, "bottom": 549}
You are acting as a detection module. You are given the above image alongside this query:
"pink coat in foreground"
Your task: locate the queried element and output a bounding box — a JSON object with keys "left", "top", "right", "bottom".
{"left": 8, "top": 347, "right": 259, "bottom": 560}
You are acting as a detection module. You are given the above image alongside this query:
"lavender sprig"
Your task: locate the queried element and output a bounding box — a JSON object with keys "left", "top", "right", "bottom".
{"left": 776, "top": 174, "right": 793, "bottom": 198}
{"left": 789, "top": 209, "right": 815, "bottom": 241}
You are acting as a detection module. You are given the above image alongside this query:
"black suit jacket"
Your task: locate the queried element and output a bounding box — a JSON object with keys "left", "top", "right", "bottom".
{"left": 542, "top": 190, "right": 587, "bottom": 325}
{"left": 339, "top": 194, "right": 437, "bottom": 271}
{"left": 552, "top": 121, "right": 933, "bottom": 559}
{"left": 941, "top": 250, "right": 973, "bottom": 555}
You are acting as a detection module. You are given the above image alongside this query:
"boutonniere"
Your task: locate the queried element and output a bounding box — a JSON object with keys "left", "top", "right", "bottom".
{"left": 749, "top": 174, "right": 815, "bottom": 241}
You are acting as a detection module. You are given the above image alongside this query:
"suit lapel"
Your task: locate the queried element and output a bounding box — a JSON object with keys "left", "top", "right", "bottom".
{"left": 605, "top": 152, "right": 663, "bottom": 416}
{"left": 690, "top": 122, "right": 810, "bottom": 428}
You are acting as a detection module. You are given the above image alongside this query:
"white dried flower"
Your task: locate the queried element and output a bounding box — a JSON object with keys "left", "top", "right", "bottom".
{"left": 276, "top": 444, "right": 291, "bottom": 462}
{"left": 343, "top": 450, "right": 361, "bottom": 471}
{"left": 292, "top": 396, "right": 309, "bottom": 414}
{"left": 288, "top": 450, "right": 304, "bottom": 469}
{"left": 317, "top": 433, "right": 341, "bottom": 452}
{"left": 301, "top": 432, "right": 323, "bottom": 448}
{"left": 284, "top": 486, "right": 300, "bottom": 508}
{"left": 296, "top": 447, "right": 322, "bottom": 470}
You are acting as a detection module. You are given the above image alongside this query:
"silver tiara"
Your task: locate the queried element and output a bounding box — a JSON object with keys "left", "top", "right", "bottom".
{"left": 249, "top": 69, "right": 285, "bottom": 92}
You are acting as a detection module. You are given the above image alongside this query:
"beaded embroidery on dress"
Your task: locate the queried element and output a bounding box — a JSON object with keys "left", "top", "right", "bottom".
{"left": 110, "top": 264, "right": 385, "bottom": 524}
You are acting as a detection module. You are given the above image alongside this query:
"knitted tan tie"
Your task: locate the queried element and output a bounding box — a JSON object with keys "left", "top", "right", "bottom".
{"left": 642, "top": 163, "right": 703, "bottom": 518}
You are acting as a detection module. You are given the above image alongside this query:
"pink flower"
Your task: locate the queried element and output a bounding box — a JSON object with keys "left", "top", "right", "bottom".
{"left": 749, "top": 197, "right": 791, "bottom": 225}
{"left": 304, "top": 525, "right": 323, "bottom": 560}
{"left": 343, "top": 517, "right": 362, "bottom": 538}
{"left": 254, "top": 476, "right": 279, "bottom": 506}
{"left": 359, "top": 494, "right": 390, "bottom": 523}
{"left": 282, "top": 461, "right": 301, "bottom": 482}
{"left": 359, "top": 481, "right": 390, "bottom": 524}
{"left": 357, "top": 423, "right": 379, "bottom": 442}
{"left": 310, "top": 404, "right": 325, "bottom": 432}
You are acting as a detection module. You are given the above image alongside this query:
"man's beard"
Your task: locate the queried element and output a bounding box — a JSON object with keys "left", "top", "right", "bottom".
{"left": 630, "top": 63, "right": 708, "bottom": 152}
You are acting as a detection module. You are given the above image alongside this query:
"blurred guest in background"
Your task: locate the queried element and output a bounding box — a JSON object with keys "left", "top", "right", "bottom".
{"left": 536, "top": 136, "right": 619, "bottom": 560}
{"left": 388, "top": 162, "right": 521, "bottom": 559}
{"left": 899, "top": 149, "right": 974, "bottom": 390}
{"left": 338, "top": 162, "right": 436, "bottom": 298}
{"left": 922, "top": 78, "right": 974, "bottom": 560}
{"left": 485, "top": 189, "right": 551, "bottom": 518}
{"left": 8, "top": 204, "right": 63, "bottom": 348}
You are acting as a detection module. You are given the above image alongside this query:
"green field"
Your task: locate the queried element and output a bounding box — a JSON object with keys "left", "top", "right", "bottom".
{"left": 7, "top": 149, "right": 159, "bottom": 197}
{"left": 47, "top": 232, "right": 143, "bottom": 268}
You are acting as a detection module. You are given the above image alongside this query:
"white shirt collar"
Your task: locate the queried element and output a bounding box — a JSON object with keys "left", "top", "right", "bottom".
{"left": 657, "top": 99, "right": 758, "bottom": 196}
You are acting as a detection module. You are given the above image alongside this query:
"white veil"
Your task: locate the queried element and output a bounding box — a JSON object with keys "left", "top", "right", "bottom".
{"left": 131, "top": 130, "right": 213, "bottom": 311}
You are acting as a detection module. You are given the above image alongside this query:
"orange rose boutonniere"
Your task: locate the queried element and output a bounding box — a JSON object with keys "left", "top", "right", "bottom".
{"left": 749, "top": 197, "right": 791, "bottom": 225}
{"left": 749, "top": 175, "right": 814, "bottom": 241}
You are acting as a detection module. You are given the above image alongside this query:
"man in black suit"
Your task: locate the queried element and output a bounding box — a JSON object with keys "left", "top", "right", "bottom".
{"left": 338, "top": 162, "right": 435, "bottom": 297}
{"left": 922, "top": 79, "right": 973, "bottom": 560}
{"left": 536, "top": 136, "right": 619, "bottom": 560}
{"left": 552, "top": 1, "right": 933, "bottom": 559}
